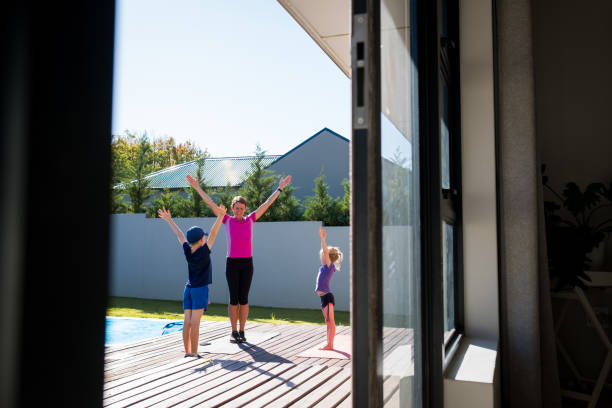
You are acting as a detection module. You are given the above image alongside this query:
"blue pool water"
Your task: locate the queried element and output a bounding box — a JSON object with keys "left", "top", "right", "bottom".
{"left": 105, "top": 317, "right": 183, "bottom": 346}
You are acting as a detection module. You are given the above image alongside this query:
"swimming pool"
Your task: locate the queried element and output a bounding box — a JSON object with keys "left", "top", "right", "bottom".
{"left": 105, "top": 317, "right": 183, "bottom": 346}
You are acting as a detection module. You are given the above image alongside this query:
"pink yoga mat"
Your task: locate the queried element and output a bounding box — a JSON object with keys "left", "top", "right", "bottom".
{"left": 295, "top": 335, "right": 351, "bottom": 359}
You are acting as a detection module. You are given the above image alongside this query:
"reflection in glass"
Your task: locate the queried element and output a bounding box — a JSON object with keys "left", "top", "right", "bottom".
{"left": 441, "top": 80, "right": 450, "bottom": 189}
{"left": 381, "top": 0, "right": 420, "bottom": 406}
{"left": 443, "top": 221, "right": 455, "bottom": 341}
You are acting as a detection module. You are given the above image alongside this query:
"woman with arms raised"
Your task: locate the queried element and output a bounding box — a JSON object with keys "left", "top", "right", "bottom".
{"left": 187, "top": 173, "right": 292, "bottom": 343}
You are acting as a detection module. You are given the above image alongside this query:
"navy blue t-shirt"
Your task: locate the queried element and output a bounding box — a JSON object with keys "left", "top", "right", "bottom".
{"left": 182, "top": 242, "right": 212, "bottom": 288}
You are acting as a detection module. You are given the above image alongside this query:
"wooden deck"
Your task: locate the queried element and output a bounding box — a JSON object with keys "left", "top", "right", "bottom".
{"left": 104, "top": 321, "right": 413, "bottom": 407}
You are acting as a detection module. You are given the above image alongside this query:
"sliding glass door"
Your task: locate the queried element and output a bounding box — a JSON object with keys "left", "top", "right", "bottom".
{"left": 351, "top": 1, "right": 461, "bottom": 406}
{"left": 380, "top": 0, "right": 421, "bottom": 407}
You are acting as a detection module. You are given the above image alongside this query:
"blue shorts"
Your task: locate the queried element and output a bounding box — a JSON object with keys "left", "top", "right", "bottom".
{"left": 183, "top": 285, "right": 209, "bottom": 310}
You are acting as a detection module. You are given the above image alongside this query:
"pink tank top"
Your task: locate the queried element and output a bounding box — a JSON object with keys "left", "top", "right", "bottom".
{"left": 222, "top": 212, "right": 257, "bottom": 258}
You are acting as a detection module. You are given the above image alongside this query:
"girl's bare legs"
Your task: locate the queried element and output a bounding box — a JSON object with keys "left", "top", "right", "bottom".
{"left": 183, "top": 309, "right": 193, "bottom": 354}
{"left": 189, "top": 309, "right": 204, "bottom": 355}
{"left": 320, "top": 303, "right": 336, "bottom": 350}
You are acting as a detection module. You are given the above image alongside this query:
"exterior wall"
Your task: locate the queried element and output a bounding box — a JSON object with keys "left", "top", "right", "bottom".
{"left": 109, "top": 214, "right": 350, "bottom": 311}
{"left": 267, "top": 129, "right": 349, "bottom": 202}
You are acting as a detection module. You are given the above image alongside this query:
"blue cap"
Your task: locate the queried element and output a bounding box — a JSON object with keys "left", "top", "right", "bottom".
{"left": 186, "top": 226, "right": 208, "bottom": 243}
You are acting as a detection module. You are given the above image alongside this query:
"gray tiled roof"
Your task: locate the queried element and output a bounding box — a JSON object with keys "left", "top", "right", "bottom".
{"left": 142, "top": 155, "right": 281, "bottom": 189}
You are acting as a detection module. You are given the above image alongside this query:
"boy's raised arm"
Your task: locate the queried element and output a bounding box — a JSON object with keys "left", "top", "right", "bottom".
{"left": 207, "top": 205, "right": 227, "bottom": 249}
{"left": 158, "top": 207, "right": 187, "bottom": 244}
{"left": 186, "top": 174, "right": 222, "bottom": 216}
{"left": 319, "top": 226, "right": 331, "bottom": 267}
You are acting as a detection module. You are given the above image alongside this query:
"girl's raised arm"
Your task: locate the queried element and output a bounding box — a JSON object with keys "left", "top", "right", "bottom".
{"left": 319, "top": 226, "right": 331, "bottom": 267}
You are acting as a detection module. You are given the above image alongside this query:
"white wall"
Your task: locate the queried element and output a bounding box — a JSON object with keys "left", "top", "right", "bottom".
{"left": 459, "top": 0, "right": 499, "bottom": 342}
{"left": 109, "top": 215, "right": 350, "bottom": 311}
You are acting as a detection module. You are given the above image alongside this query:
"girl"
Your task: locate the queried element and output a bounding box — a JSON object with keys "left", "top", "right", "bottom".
{"left": 316, "top": 226, "right": 343, "bottom": 350}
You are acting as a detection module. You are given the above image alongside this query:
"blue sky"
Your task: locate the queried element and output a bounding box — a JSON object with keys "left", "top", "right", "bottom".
{"left": 111, "top": 0, "right": 351, "bottom": 158}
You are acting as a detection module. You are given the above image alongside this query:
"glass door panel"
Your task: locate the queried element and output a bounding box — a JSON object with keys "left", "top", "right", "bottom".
{"left": 443, "top": 221, "right": 455, "bottom": 342}
{"left": 381, "top": 0, "right": 421, "bottom": 406}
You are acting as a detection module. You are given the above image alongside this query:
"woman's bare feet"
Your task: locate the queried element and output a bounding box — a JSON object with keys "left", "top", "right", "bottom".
{"left": 320, "top": 344, "right": 334, "bottom": 350}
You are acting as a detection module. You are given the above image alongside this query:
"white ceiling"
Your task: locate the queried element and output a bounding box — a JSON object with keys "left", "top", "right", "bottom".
{"left": 277, "top": 0, "right": 351, "bottom": 78}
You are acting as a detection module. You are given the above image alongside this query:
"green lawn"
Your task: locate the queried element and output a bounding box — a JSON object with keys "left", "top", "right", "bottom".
{"left": 107, "top": 296, "right": 350, "bottom": 326}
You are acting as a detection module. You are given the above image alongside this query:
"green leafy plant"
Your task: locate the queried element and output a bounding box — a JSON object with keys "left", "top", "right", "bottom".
{"left": 187, "top": 157, "right": 215, "bottom": 217}
{"left": 303, "top": 168, "right": 345, "bottom": 226}
{"left": 124, "top": 135, "right": 154, "bottom": 213}
{"left": 542, "top": 165, "right": 612, "bottom": 289}
{"left": 238, "top": 144, "right": 277, "bottom": 214}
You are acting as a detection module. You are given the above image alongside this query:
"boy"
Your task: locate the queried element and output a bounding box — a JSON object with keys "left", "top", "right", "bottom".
{"left": 158, "top": 205, "right": 226, "bottom": 357}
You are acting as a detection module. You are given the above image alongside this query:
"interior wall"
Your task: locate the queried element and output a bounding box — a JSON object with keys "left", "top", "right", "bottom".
{"left": 533, "top": 0, "right": 612, "bottom": 269}
{"left": 533, "top": 0, "right": 612, "bottom": 388}
{"left": 459, "top": 0, "right": 499, "bottom": 342}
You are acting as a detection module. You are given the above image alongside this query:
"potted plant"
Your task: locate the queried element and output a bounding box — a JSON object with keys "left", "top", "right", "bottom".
{"left": 542, "top": 165, "right": 612, "bottom": 289}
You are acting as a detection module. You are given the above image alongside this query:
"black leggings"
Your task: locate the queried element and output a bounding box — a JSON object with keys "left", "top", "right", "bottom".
{"left": 226, "top": 257, "right": 253, "bottom": 305}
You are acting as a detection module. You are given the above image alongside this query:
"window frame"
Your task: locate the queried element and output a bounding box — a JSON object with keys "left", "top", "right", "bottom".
{"left": 438, "top": 0, "right": 464, "bottom": 361}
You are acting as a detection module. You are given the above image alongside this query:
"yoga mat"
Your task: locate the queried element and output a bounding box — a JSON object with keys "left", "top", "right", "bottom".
{"left": 295, "top": 335, "right": 351, "bottom": 359}
{"left": 198, "top": 331, "right": 279, "bottom": 354}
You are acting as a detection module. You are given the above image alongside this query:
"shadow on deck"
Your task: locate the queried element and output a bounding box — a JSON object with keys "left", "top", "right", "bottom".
{"left": 103, "top": 321, "right": 413, "bottom": 407}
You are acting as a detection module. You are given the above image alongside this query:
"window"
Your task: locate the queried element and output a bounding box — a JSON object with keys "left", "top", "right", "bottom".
{"left": 380, "top": 0, "right": 422, "bottom": 407}
{"left": 438, "top": 0, "right": 463, "bottom": 357}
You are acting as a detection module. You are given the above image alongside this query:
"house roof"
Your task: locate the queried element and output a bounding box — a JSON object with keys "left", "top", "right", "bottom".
{"left": 269, "top": 127, "right": 349, "bottom": 168}
{"left": 142, "top": 155, "right": 281, "bottom": 189}
{"left": 119, "top": 127, "right": 348, "bottom": 190}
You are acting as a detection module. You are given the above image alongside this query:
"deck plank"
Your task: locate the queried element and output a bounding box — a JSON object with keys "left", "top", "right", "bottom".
{"left": 105, "top": 361, "right": 255, "bottom": 407}
{"left": 103, "top": 321, "right": 416, "bottom": 407}
{"left": 309, "top": 373, "right": 352, "bottom": 408}
{"left": 265, "top": 366, "right": 344, "bottom": 408}
{"left": 222, "top": 364, "right": 314, "bottom": 408}
{"left": 241, "top": 365, "right": 327, "bottom": 408}
{"left": 195, "top": 362, "right": 299, "bottom": 408}
{"left": 141, "top": 361, "right": 281, "bottom": 408}
{"left": 290, "top": 367, "right": 351, "bottom": 408}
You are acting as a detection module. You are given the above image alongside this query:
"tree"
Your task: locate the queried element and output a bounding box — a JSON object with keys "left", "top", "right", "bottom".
{"left": 146, "top": 188, "right": 183, "bottom": 218}
{"left": 265, "top": 183, "right": 303, "bottom": 221}
{"left": 124, "top": 135, "right": 153, "bottom": 213}
{"left": 238, "top": 144, "right": 277, "bottom": 216}
{"left": 338, "top": 178, "right": 350, "bottom": 225}
{"left": 111, "top": 131, "right": 207, "bottom": 185}
{"left": 111, "top": 133, "right": 138, "bottom": 185}
{"left": 111, "top": 186, "right": 129, "bottom": 214}
{"left": 383, "top": 147, "right": 410, "bottom": 225}
{"left": 303, "top": 168, "right": 345, "bottom": 226}
{"left": 150, "top": 136, "right": 205, "bottom": 171}
{"left": 186, "top": 157, "right": 215, "bottom": 217}
{"left": 215, "top": 183, "right": 237, "bottom": 210}
{"left": 110, "top": 131, "right": 207, "bottom": 214}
